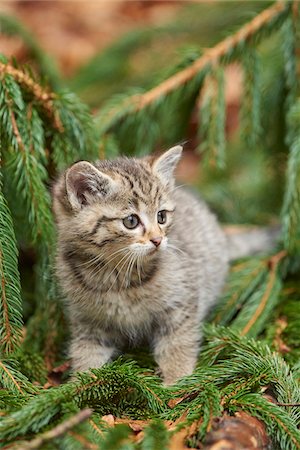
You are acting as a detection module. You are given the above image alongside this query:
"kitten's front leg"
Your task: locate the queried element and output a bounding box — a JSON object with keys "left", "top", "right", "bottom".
{"left": 153, "top": 324, "right": 200, "bottom": 385}
{"left": 69, "top": 332, "right": 117, "bottom": 373}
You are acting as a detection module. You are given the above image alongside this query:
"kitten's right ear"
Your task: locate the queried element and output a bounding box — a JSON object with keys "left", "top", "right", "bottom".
{"left": 152, "top": 145, "right": 183, "bottom": 186}
{"left": 65, "top": 161, "right": 116, "bottom": 211}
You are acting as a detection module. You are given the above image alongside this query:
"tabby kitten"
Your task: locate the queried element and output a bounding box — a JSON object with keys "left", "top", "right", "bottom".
{"left": 52, "top": 146, "right": 229, "bottom": 385}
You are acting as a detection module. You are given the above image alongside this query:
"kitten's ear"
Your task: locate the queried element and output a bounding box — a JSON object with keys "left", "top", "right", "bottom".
{"left": 66, "top": 161, "right": 116, "bottom": 211}
{"left": 152, "top": 145, "right": 182, "bottom": 185}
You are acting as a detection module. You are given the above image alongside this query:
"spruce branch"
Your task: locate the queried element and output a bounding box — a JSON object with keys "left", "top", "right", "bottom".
{"left": 0, "top": 183, "right": 23, "bottom": 354}
{"left": 199, "top": 66, "right": 226, "bottom": 168}
{"left": 0, "top": 60, "right": 63, "bottom": 131}
{"left": 0, "top": 361, "right": 163, "bottom": 440}
{"left": 210, "top": 251, "right": 287, "bottom": 336}
{"left": 240, "top": 47, "right": 262, "bottom": 149}
{"left": 0, "top": 357, "right": 37, "bottom": 397}
{"left": 282, "top": 100, "right": 300, "bottom": 259}
{"left": 9, "top": 409, "right": 92, "bottom": 450}
{"left": 203, "top": 325, "right": 300, "bottom": 411}
{"left": 97, "top": 1, "right": 291, "bottom": 134}
{"left": 0, "top": 360, "right": 23, "bottom": 395}
{"left": 237, "top": 250, "right": 286, "bottom": 336}
{"left": 282, "top": 6, "right": 299, "bottom": 117}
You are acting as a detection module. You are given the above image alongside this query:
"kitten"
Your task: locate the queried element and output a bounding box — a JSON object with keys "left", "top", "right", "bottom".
{"left": 52, "top": 146, "right": 266, "bottom": 384}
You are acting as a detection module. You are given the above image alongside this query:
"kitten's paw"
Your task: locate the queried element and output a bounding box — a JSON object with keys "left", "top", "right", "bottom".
{"left": 70, "top": 338, "right": 116, "bottom": 373}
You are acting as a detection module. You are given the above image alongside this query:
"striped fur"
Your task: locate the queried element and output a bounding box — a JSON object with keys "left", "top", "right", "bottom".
{"left": 52, "top": 146, "right": 229, "bottom": 384}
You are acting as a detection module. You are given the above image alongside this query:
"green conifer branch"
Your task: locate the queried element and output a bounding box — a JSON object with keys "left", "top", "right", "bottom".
{"left": 232, "top": 263, "right": 282, "bottom": 337}
{"left": 91, "top": 424, "right": 133, "bottom": 450}
{"left": 0, "top": 58, "right": 62, "bottom": 131}
{"left": 210, "top": 250, "right": 287, "bottom": 336}
{"left": 282, "top": 100, "right": 300, "bottom": 258}
{"left": 9, "top": 408, "right": 93, "bottom": 450}
{"left": 240, "top": 47, "right": 262, "bottom": 148}
{"left": 96, "top": 1, "right": 291, "bottom": 137}
{"left": 141, "top": 420, "right": 169, "bottom": 450}
{"left": 0, "top": 390, "right": 29, "bottom": 412}
{"left": 0, "top": 361, "right": 163, "bottom": 441}
{"left": 199, "top": 67, "right": 226, "bottom": 168}
{"left": 281, "top": 8, "right": 299, "bottom": 119}
{"left": 50, "top": 91, "right": 99, "bottom": 168}
{"left": 0, "top": 182, "right": 23, "bottom": 355}
{"left": 0, "top": 359, "right": 34, "bottom": 396}
{"left": 209, "top": 258, "right": 268, "bottom": 326}
{"left": 202, "top": 325, "right": 300, "bottom": 410}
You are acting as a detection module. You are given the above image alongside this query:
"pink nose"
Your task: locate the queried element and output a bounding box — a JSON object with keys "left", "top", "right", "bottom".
{"left": 150, "top": 237, "right": 162, "bottom": 247}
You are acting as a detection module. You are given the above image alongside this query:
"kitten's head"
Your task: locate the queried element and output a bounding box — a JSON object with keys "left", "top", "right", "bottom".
{"left": 52, "top": 146, "right": 182, "bottom": 267}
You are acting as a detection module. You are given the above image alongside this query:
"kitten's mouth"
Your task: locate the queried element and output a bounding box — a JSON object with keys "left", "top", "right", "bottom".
{"left": 148, "top": 246, "right": 162, "bottom": 257}
{"left": 139, "top": 247, "right": 159, "bottom": 258}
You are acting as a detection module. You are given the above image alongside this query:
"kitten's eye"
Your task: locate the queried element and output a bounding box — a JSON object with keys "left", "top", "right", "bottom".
{"left": 123, "top": 214, "right": 140, "bottom": 229}
{"left": 157, "top": 210, "right": 167, "bottom": 224}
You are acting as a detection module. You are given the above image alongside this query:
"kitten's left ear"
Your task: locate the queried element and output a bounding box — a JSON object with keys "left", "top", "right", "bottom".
{"left": 152, "top": 145, "right": 183, "bottom": 185}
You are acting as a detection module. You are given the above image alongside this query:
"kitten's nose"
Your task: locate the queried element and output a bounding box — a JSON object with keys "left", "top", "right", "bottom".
{"left": 150, "top": 237, "right": 162, "bottom": 248}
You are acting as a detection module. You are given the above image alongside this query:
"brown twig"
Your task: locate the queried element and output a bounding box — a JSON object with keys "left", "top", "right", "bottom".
{"left": 0, "top": 62, "right": 63, "bottom": 132}
{"left": 8, "top": 409, "right": 93, "bottom": 450}
{"left": 276, "top": 402, "right": 300, "bottom": 407}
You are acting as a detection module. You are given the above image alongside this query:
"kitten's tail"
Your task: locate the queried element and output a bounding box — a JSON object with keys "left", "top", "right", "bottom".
{"left": 223, "top": 225, "right": 281, "bottom": 261}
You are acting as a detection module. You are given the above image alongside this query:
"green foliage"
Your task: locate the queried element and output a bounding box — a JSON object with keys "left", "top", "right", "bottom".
{"left": 93, "top": 1, "right": 291, "bottom": 160}
{"left": 141, "top": 421, "right": 169, "bottom": 450}
{"left": 282, "top": 100, "right": 300, "bottom": 260}
{"left": 0, "top": 183, "right": 23, "bottom": 354}
{"left": 1, "top": 1, "right": 300, "bottom": 449}
{"left": 240, "top": 47, "right": 262, "bottom": 149}
{"left": 199, "top": 67, "right": 226, "bottom": 168}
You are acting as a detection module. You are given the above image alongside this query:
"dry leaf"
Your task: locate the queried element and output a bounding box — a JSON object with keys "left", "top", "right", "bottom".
{"left": 102, "top": 414, "right": 115, "bottom": 427}
{"left": 169, "top": 428, "right": 190, "bottom": 450}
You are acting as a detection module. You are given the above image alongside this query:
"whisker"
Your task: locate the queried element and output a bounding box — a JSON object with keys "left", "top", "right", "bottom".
{"left": 137, "top": 254, "right": 142, "bottom": 285}
{"left": 125, "top": 254, "right": 136, "bottom": 288}
{"left": 118, "top": 253, "right": 135, "bottom": 291}
{"left": 170, "top": 183, "right": 187, "bottom": 193}
{"left": 103, "top": 250, "right": 131, "bottom": 286}
{"left": 167, "top": 243, "right": 187, "bottom": 257}
{"left": 75, "top": 247, "right": 125, "bottom": 269}
{"left": 85, "top": 251, "right": 126, "bottom": 282}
